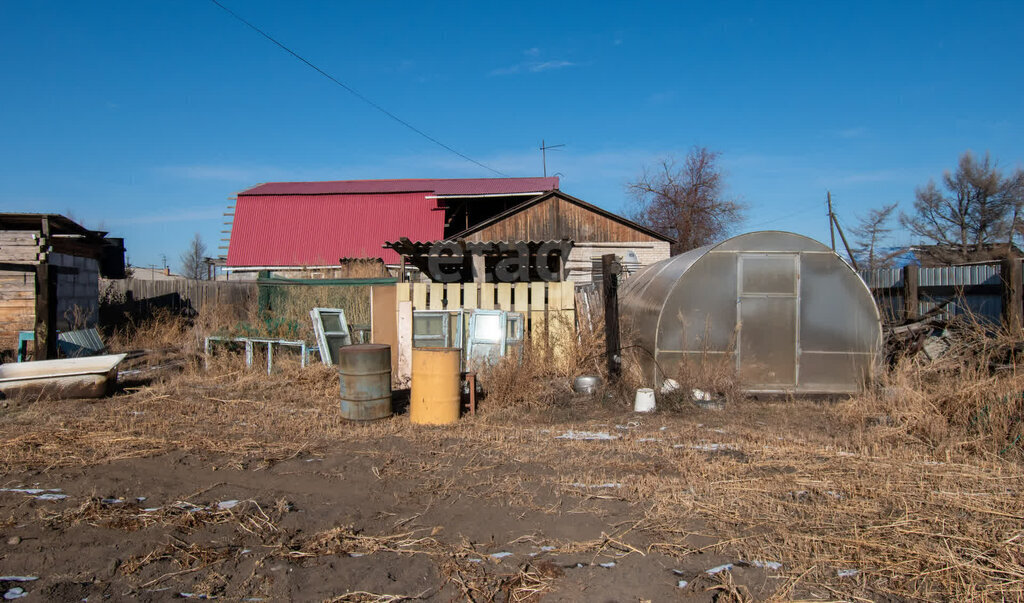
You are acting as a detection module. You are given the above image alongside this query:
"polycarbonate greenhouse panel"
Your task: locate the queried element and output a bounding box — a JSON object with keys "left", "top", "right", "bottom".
{"left": 799, "top": 352, "right": 875, "bottom": 392}
{"left": 655, "top": 251, "right": 737, "bottom": 353}
{"left": 620, "top": 231, "right": 882, "bottom": 395}
{"left": 800, "top": 253, "right": 880, "bottom": 353}
{"left": 738, "top": 296, "right": 797, "bottom": 387}
{"left": 740, "top": 255, "right": 798, "bottom": 295}
{"left": 715, "top": 231, "right": 824, "bottom": 253}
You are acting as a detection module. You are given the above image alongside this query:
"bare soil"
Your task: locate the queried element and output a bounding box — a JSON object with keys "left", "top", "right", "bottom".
{"left": 0, "top": 366, "right": 1021, "bottom": 601}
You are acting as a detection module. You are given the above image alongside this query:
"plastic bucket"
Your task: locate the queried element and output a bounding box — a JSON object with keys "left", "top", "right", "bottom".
{"left": 634, "top": 388, "right": 656, "bottom": 412}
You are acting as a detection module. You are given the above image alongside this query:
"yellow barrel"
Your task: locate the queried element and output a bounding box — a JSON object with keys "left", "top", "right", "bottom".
{"left": 410, "top": 347, "right": 461, "bottom": 425}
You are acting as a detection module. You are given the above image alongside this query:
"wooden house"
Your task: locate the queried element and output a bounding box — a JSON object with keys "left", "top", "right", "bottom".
{"left": 452, "top": 190, "right": 673, "bottom": 281}
{"left": 224, "top": 178, "right": 672, "bottom": 282}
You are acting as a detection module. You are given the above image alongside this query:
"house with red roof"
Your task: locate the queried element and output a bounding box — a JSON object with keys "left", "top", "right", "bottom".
{"left": 223, "top": 177, "right": 672, "bottom": 282}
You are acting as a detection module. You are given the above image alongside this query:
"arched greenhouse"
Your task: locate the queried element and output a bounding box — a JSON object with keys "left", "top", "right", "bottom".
{"left": 620, "top": 231, "right": 882, "bottom": 395}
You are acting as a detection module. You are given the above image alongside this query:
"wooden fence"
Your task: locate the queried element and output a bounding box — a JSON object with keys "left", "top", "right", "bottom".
{"left": 396, "top": 281, "right": 576, "bottom": 342}
{"left": 100, "top": 278, "right": 258, "bottom": 315}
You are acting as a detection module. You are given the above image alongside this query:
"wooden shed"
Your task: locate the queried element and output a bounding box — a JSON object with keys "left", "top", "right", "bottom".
{"left": 452, "top": 191, "right": 674, "bottom": 281}
{"left": 0, "top": 214, "right": 125, "bottom": 358}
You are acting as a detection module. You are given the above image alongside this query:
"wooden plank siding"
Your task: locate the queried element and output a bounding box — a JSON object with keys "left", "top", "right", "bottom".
{"left": 462, "top": 193, "right": 663, "bottom": 243}
{"left": 0, "top": 227, "right": 43, "bottom": 350}
{"left": 0, "top": 270, "right": 35, "bottom": 349}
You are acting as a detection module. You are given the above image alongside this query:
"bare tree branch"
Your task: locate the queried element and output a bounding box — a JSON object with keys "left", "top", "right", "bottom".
{"left": 851, "top": 203, "right": 900, "bottom": 269}
{"left": 900, "top": 151, "right": 1023, "bottom": 262}
{"left": 627, "top": 147, "right": 746, "bottom": 254}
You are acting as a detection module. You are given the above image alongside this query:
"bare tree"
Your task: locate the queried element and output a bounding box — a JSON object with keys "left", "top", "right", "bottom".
{"left": 900, "top": 151, "right": 1024, "bottom": 262}
{"left": 851, "top": 203, "right": 900, "bottom": 269}
{"left": 180, "top": 233, "right": 208, "bottom": 280}
{"left": 628, "top": 147, "right": 746, "bottom": 254}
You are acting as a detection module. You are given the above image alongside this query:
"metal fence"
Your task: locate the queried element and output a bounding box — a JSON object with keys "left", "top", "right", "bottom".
{"left": 858, "top": 263, "right": 1008, "bottom": 323}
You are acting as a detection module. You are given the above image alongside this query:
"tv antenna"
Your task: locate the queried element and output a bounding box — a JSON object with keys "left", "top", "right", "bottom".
{"left": 540, "top": 140, "right": 565, "bottom": 177}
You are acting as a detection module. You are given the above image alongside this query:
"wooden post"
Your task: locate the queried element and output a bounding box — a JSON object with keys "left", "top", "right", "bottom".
{"left": 826, "top": 191, "right": 836, "bottom": 252}
{"left": 602, "top": 254, "right": 621, "bottom": 382}
{"left": 34, "top": 263, "right": 58, "bottom": 360}
{"left": 1001, "top": 258, "right": 1022, "bottom": 332}
{"left": 396, "top": 300, "right": 412, "bottom": 386}
{"left": 830, "top": 212, "right": 859, "bottom": 270}
{"left": 903, "top": 264, "right": 919, "bottom": 321}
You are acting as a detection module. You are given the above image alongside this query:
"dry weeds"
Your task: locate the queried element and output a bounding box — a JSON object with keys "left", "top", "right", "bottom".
{"left": 5, "top": 297, "right": 1024, "bottom": 600}
{"left": 844, "top": 317, "right": 1024, "bottom": 460}
{"left": 2, "top": 359, "right": 1023, "bottom": 600}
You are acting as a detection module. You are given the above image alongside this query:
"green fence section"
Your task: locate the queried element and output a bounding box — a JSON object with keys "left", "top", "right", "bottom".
{"left": 256, "top": 275, "right": 398, "bottom": 287}
{"left": 254, "top": 273, "right": 396, "bottom": 340}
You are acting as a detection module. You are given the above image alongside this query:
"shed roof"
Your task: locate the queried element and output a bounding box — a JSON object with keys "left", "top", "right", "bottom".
{"left": 225, "top": 192, "right": 443, "bottom": 266}
{"left": 0, "top": 213, "right": 100, "bottom": 237}
{"left": 238, "top": 177, "right": 558, "bottom": 197}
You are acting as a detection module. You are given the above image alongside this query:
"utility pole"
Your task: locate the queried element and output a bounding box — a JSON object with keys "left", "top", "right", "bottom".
{"left": 540, "top": 140, "right": 564, "bottom": 177}
{"left": 826, "top": 191, "right": 836, "bottom": 252}
{"left": 829, "top": 208, "right": 860, "bottom": 270}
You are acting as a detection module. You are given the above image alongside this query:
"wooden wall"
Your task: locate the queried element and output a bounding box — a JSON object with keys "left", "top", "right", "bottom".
{"left": 0, "top": 230, "right": 41, "bottom": 349}
{"left": 464, "top": 194, "right": 662, "bottom": 243}
{"left": 0, "top": 269, "right": 34, "bottom": 350}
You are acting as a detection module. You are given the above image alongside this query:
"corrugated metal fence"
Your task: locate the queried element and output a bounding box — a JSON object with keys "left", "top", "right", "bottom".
{"left": 858, "top": 263, "right": 1010, "bottom": 322}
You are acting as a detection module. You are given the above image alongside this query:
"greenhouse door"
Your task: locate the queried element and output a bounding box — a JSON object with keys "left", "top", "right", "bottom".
{"left": 736, "top": 254, "right": 799, "bottom": 389}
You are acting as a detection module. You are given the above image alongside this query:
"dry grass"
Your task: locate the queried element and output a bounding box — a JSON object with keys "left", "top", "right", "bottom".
{"left": 104, "top": 308, "right": 195, "bottom": 352}
{"left": 0, "top": 361, "right": 354, "bottom": 471}
{"left": 286, "top": 525, "right": 443, "bottom": 559}
{"left": 8, "top": 288, "right": 1024, "bottom": 599}
{"left": 500, "top": 561, "right": 563, "bottom": 602}
{"left": 103, "top": 278, "right": 372, "bottom": 353}
{"left": 475, "top": 307, "right": 616, "bottom": 418}
{"left": 1, "top": 362, "right": 1023, "bottom": 599}
{"left": 843, "top": 317, "right": 1024, "bottom": 461}
{"left": 261, "top": 284, "right": 372, "bottom": 341}
{"left": 42, "top": 496, "right": 279, "bottom": 537}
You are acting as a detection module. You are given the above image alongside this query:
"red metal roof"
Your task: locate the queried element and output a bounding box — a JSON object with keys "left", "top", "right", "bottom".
{"left": 238, "top": 177, "right": 558, "bottom": 197}
{"left": 226, "top": 193, "right": 442, "bottom": 266}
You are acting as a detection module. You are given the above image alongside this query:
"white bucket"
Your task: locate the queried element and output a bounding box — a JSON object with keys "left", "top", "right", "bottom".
{"left": 634, "top": 388, "right": 656, "bottom": 412}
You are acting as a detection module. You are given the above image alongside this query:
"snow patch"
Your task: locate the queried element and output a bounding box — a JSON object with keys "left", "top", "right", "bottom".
{"left": 555, "top": 430, "right": 619, "bottom": 441}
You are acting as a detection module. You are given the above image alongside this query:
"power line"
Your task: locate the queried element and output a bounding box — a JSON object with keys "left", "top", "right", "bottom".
{"left": 744, "top": 209, "right": 805, "bottom": 229}
{"left": 207, "top": 0, "right": 507, "bottom": 177}
{"left": 744, "top": 197, "right": 821, "bottom": 229}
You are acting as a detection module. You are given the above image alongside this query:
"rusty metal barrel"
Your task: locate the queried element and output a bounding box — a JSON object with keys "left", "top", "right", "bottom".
{"left": 337, "top": 344, "right": 392, "bottom": 421}
{"left": 410, "top": 347, "right": 461, "bottom": 425}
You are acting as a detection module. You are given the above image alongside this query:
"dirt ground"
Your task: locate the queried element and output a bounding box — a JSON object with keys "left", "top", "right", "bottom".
{"left": 0, "top": 366, "right": 1022, "bottom": 601}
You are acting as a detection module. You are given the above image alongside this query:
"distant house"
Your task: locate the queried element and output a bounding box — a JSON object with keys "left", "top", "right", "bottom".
{"left": 131, "top": 266, "right": 186, "bottom": 281}
{"left": 224, "top": 177, "right": 672, "bottom": 282}
{"left": 0, "top": 213, "right": 125, "bottom": 351}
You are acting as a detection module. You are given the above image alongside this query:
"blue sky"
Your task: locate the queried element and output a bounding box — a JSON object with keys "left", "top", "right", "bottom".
{"left": 2, "top": 1, "right": 1022, "bottom": 269}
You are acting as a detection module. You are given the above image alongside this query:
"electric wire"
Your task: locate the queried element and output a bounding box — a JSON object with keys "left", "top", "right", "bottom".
{"left": 208, "top": 0, "right": 508, "bottom": 177}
